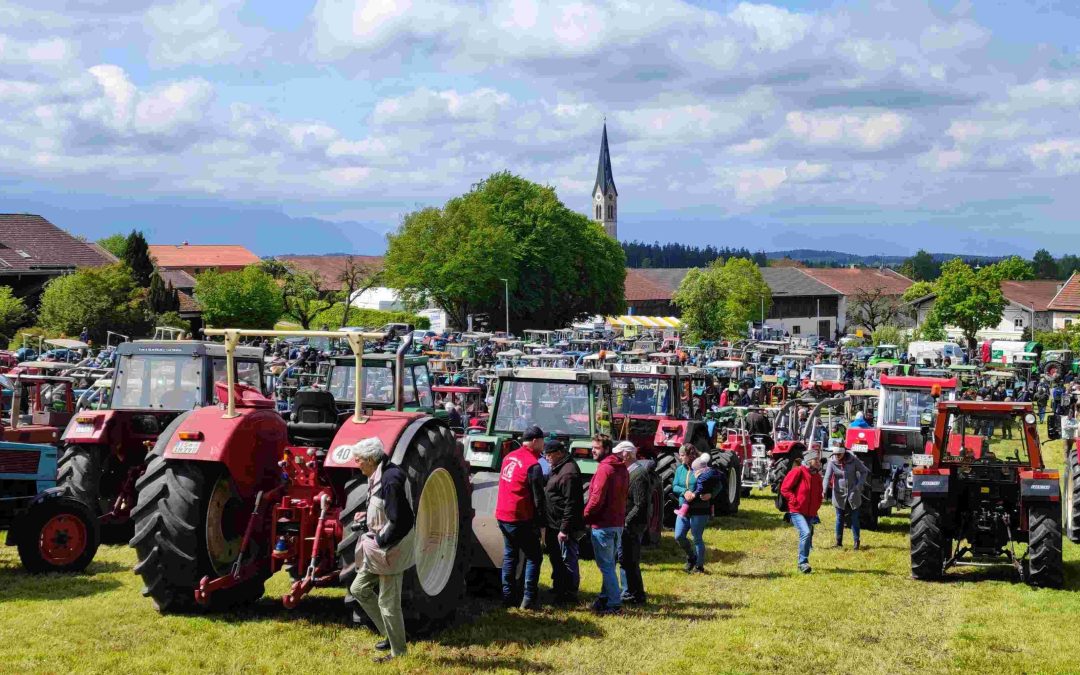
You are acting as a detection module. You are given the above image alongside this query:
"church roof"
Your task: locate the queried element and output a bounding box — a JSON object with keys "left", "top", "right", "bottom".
{"left": 593, "top": 123, "right": 617, "bottom": 197}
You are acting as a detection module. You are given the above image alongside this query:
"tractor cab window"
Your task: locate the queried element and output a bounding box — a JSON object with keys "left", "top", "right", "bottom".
{"left": 211, "top": 358, "right": 264, "bottom": 403}
{"left": 943, "top": 413, "right": 1032, "bottom": 465}
{"left": 595, "top": 382, "right": 613, "bottom": 436}
{"left": 492, "top": 380, "right": 591, "bottom": 436}
{"left": 875, "top": 347, "right": 897, "bottom": 360}
{"left": 328, "top": 363, "right": 414, "bottom": 405}
{"left": 114, "top": 354, "right": 201, "bottom": 410}
{"left": 813, "top": 366, "right": 842, "bottom": 381}
{"left": 881, "top": 388, "right": 937, "bottom": 428}
{"left": 412, "top": 366, "right": 433, "bottom": 408}
{"left": 612, "top": 377, "right": 671, "bottom": 416}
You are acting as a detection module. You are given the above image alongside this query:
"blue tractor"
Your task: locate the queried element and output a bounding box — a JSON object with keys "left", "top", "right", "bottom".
{"left": 2, "top": 440, "right": 99, "bottom": 572}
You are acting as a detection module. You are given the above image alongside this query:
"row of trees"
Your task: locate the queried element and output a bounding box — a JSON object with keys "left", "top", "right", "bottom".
{"left": 622, "top": 241, "right": 768, "bottom": 269}
{"left": 898, "top": 248, "right": 1080, "bottom": 282}
{"left": 671, "top": 258, "right": 771, "bottom": 340}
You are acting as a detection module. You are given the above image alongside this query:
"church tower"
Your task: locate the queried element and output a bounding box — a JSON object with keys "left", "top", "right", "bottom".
{"left": 592, "top": 123, "right": 618, "bottom": 239}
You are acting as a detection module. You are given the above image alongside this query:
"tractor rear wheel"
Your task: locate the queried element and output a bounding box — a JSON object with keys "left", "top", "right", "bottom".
{"left": 909, "top": 498, "right": 946, "bottom": 581}
{"left": 710, "top": 451, "right": 741, "bottom": 516}
{"left": 1065, "top": 449, "right": 1080, "bottom": 544}
{"left": 643, "top": 463, "right": 663, "bottom": 546}
{"left": 859, "top": 487, "right": 880, "bottom": 531}
{"left": 57, "top": 444, "right": 107, "bottom": 513}
{"left": 768, "top": 453, "right": 799, "bottom": 494}
{"left": 656, "top": 453, "right": 678, "bottom": 528}
{"left": 130, "top": 460, "right": 265, "bottom": 613}
{"left": 1026, "top": 502, "right": 1064, "bottom": 588}
{"left": 17, "top": 496, "right": 100, "bottom": 573}
{"left": 338, "top": 421, "right": 471, "bottom": 634}
{"left": 1044, "top": 361, "right": 1063, "bottom": 378}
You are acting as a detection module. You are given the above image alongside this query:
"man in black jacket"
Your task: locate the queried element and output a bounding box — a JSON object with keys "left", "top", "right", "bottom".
{"left": 542, "top": 439, "right": 583, "bottom": 605}
{"left": 615, "top": 441, "right": 650, "bottom": 605}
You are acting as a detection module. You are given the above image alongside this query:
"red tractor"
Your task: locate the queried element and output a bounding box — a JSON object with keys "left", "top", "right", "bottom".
{"left": 910, "top": 401, "right": 1063, "bottom": 587}
{"left": 129, "top": 329, "right": 472, "bottom": 632}
{"left": 799, "top": 363, "right": 847, "bottom": 399}
{"left": 58, "top": 340, "right": 264, "bottom": 536}
{"left": 844, "top": 374, "right": 957, "bottom": 529}
{"left": 3, "top": 373, "right": 77, "bottom": 446}
{"left": 765, "top": 397, "right": 847, "bottom": 492}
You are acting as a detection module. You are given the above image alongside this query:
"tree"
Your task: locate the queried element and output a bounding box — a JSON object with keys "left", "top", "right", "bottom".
{"left": 97, "top": 233, "right": 127, "bottom": 258}
{"left": 338, "top": 256, "right": 382, "bottom": 328}
{"left": 284, "top": 270, "right": 334, "bottom": 330}
{"left": 672, "top": 257, "right": 771, "bottom": 340}
{"left": 0, "top": 286, "right": 27, "bottom": 342}
{"left": 871, "top": 324, "right": 910, "bottom": 351}
{"left": 147, "top": 271, "right": 169, "bottom": 314}
{"left": 383, "top": 172, "right": 625, "bottom": 331}
{"left": 846, "top": 286, "right": 903, "bottom": 334}
{"left": 37, "top": 264, "right": 153, "bottom": 343}
{"left": 902, "top": 281, "right": 935, "bottom": 303}
{"left": 194, "top": 266, "right": 284, "bottom": 329}
{"left": 978, "top": 255, "right": 1033, "bottom": 284}
{"left": 929, "top": 259, "right": 1006, "bottom": 351}
{"left": 154, "top": 310, "right": 191, "bottom": 333}
{"left": 901, "top": 249, "right": 940, "bottom": 281}
{"left": 1032, "top": 249, "right": 1058, "bottom": 279}
{"left": 122, "top": 230, "right": 155, "bottom": 287}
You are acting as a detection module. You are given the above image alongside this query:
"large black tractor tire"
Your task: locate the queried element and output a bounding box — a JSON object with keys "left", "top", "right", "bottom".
{"left": 130, "top": 460, "right": 266, "bottom": 613}
{"left": 1043, "top": 361, "right": 1064, "bottom": 378}
{"left": 909, "top": 498, "right": 946, "bottom": 581}
{"left": 1065, "top": 449, "right": 1080, "bottom": 544}
{"left": 339, "top": 420, "right": 472, "bottom": 635}
{"left": 859, "top": 487, "right": 880, "bottom": 531}
{"left": 642, "top": 465, "right": 664, "bottom": 546}
{"left": 656, "top": 453, "right": 679, "bottom": 528}
{"left": 1026, "top": 503, "right": 1064, "bottom": 588}
{"left": 710, "top": 451, "right": 741, "bottom": 516}
{"left": 17, "top": 496, "right": 100, "bottom": 574}
{"left": 769, "top": 453, "right": 800, "bottom": 494}
{"left": 57, "top": 444, "right": 107, "bottom": 514}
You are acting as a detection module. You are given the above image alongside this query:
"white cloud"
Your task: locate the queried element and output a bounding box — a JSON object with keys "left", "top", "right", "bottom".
{"left": 1003, "top": 78, "right": 1080, "bottom": 111}
{"left": 919, "top": 147, "right": 968, "bottom": 172}
{"left": 372, "top": 87, "right": 511, "bottom": 125}
{"left": 145, "top": 0, "right": 259, "bottom": 65}
{"left": 785, "top": 109, "right": 909, "bottom": 151}
{"left": 0, "top": 34, "right": 74, "bottom": 68}
{"left": 1026, "top": 139, "right": 1080, "bottom": 175}
{"left": 728, "top": 2, "right": 812, "bottom": 53}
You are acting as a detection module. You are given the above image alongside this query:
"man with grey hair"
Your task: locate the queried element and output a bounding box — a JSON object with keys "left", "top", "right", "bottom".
{"left": 615, "top": 441, "right": 651, "bottom": 605}
{"left": 347, "top": 437, "right": 415, "bottom": 663}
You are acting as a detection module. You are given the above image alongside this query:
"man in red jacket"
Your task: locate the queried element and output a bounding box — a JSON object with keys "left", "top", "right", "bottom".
{"left": 495, "top": 426, "right": 547, "bottom": 609}
{"left": 780, "top": 457, "right": 823, "bottom": 574}
{"left": 584, "top": 434, "right": 629, "bottom": 614}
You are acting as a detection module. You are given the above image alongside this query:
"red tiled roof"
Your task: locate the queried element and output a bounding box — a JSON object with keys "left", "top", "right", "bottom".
{"left": 149, "top": 244, "right": 260, "bottom": 269}
{"left": 276, "top": 255, "right": 384, "bottom": 292}
{"left": 177, "top": 290, "right": 200, "bottom": 314}
{"left": 801, "top": 268, "right": 912, "bottom": 297}
{"left": 625, "top": 268, "right": 674, "bottom": 301}
{"left": 1000, "top": 280, "right": 1063, "bottom": 312}
{"left": 160, "top": 268, "right": 197, "bottom": 290}
{"left": 1048, "top": 273, "right": 1080, "bottom": 312}
{"left": 0, "top": 214, "right": 115, "bottom": 272}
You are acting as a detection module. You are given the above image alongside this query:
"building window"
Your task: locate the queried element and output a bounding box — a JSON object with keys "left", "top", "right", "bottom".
{"left": 1014, "top": 317, "right": 1024, "bottom": 329}
{"left": 792, "top": 326, "right": 801, "bottom": 335}
{"left": 1067, "top": 319, "right": 1074, "bottom": 327}
{"left": 595, "top": 205, "right": 601, "bottom": 219}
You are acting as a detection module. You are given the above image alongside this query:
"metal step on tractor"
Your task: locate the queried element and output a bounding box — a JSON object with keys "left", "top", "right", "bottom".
{"left": 910, "top": 401, "right": 1063, "bottom": 587}
{"left": 2, "top": 439, "right": 99, "bottom": 574}
{"left": 58, "top": 340, "right": 265, "bottom": 538}
{"left": 129, "top": 328, "right": 473, "bottom": 633}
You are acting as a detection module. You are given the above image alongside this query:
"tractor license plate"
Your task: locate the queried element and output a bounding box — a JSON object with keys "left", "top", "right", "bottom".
{"left": 752, "top": 444, "right": 766, "bottom": 458}
{"left": 172, "top": 440, "right": 201, "bottom": 455}
{"left": 851, "top": 443, "right": 869, "bottom": 453}
{"left": 74, "top": 424, "right": 94, "bottom": 434}
{"left": 912, "top": 453, "right": 934, "bottom": 467}
{"left": 466, "top": 450, "right": 493, "bottom": 467}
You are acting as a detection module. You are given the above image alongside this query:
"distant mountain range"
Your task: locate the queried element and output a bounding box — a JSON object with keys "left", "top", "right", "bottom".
{"left": 764, "top": 249, "right": 1004, "bottom": 266}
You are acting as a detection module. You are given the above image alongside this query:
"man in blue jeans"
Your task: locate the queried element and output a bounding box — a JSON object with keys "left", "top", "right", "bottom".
{"left": 780, "top": 457, "right": 823, "bottom": 573}
{"left": 823, "top": 443, "right": 869, "bottom": 550}
{"left": 583, "top": 435, "right": 629, "bottom": 615}
{"left": 494, "top": 426, "right": 548, "bottom": 609}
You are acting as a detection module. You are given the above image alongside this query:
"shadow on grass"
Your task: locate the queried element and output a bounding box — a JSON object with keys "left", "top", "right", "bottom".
{"left": 203, "top": 593, "right": 354, "bottom": 627}
{"left": 709, "top": 508, "right": 788, "bottom": 532}
{"left": 435, "top": 611, "right": 604, "bottom": 648}
{"left": 868, "top": 519, "right": 911, "bottom": 534}
{"left": 0, "top": 566, "right": 125, "bottom": 600}
{"left": 824, "top": 567, "right": 891, "bottom": 576}
{"left": 432, "top": 654, "right": 556, "bottom": 673}
{"left": 633, "top": 594, "right": 746, "bottom": 622}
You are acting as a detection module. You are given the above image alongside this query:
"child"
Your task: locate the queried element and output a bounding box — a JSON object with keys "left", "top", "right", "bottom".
{"left": 674, "top": 454, "right": 718, "bottom": 518}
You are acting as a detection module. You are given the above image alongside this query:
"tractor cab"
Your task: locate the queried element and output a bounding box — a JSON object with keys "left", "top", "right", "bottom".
{"left": 608, "top": 362, "right": 712, "bottom": 455}
{"left": 4, "top": 372, "right": 77, "bottom": 446}
{"left": 324, "top": 353, "right": 435, "bottom": 413}
{"left": 463, "top": 367, "right": 612, "bottom": 475}
{"left": 868, "top": 344, "right": 901, "bottom": 367}
{"left": 1041, "top": 349, "right": 1079, "bottom": 377}
{"left": 801, "top": 363, "right": 846, "bottom": 396}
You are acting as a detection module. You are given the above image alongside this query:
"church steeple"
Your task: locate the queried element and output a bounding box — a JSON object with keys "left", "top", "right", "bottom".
{"left": 592, "top": 122, "right": 618, "bottom": 239}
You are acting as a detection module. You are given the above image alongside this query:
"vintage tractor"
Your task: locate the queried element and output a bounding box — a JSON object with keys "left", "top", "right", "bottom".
{"left": 129, "top": 329, "right": 472, "bottom": 633}
{"left": 910, "top": 401, "right": 1062, "bottom": 587}
{"left": 3, "top": 373, "right": 77, "bottom": 446}
{"left": 766, "top": 397, "right": 845, "bottom": 491}
{"left": 1042, "top": 349, "right": 1080, "bottom": 378}
{"left": 57, "top": 340, "right": 264, "bottom": 536}
{"left": 867, "top": 344, "right": 901, "bottom": 367}
{"left": 2, "top": 439, "right": 100, "bottom": 573}
{"left": 800, "top": 363, "right": 847, "bottom": 399}
{"left": 845, "top": 374, "right": 957, "bottom": 529}
{"left": 323, "top": 351, "right": 439, "bottom": 415}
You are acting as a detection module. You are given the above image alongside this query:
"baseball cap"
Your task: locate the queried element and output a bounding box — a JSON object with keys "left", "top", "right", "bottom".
{"left": 543, "top": 440, "right": 565, "bottom": 455}
{"left": 522, "top": 426, "right": 545, "bottom": 441}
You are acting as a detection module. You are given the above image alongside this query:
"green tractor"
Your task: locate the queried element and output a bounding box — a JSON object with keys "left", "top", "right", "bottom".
{"left": 867, "top": 344, "right": 901, "bottom": 367}
{"left": 1042, "top": 349, "right": 1080, "bottom": 378}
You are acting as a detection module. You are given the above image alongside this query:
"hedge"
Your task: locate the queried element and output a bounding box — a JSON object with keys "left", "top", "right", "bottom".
{"left": 297, "top": 304, "right": 431, "bottom": 331}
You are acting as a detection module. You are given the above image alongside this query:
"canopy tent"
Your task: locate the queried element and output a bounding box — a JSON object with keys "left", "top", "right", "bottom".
{"left": 605, "top": 315, "right": 683, "bottom": 329}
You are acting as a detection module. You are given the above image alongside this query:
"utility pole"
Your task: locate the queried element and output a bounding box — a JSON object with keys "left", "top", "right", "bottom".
{"left": 500, "top": 278, "right": 510, "bottom": 336}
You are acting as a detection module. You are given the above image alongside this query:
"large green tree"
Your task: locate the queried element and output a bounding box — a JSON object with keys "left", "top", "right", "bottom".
{"left": 37, "top": 264, "right": 153, "bottom": 343}
{"left": 978, "top": 255, "right": 1033, "bottom": 284}
{"left": 383, "top": 172, "right": 625, "bottom": 330}
{"left": 929, "top": 259, "right": 1006, "bottom": 351}
{"left": 1032, "top": 248, "right": 1058, "bottom": 279}
{"left": 284, "top": 270, "right": 334, "bottom": 330}
{"left": 194, "top": 266, "right": 284, "bottom": 328}
{"left": 0, "top": 286, "right": 27, "bottom": 342}
{"left": 672, "top": 257, "right": 771, "bottom": 340}
{"left": 122, "top": 230, "right": 155, "bottom": 287}
{"left": 899, "top": 249, "right": 940, "bottom": 281}
{"left": 97, "top": 233, "right": 127, "bottom": 258}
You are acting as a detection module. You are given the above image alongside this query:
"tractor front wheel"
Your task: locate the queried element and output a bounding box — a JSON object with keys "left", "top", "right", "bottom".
{"left": 710, "top": 451, "right": 741, "bottom": 516}
{"left": 656, "top": 453, "right": 678, "bottom": 528}
{"left": 910, "top": 498, "right": 946, "bottom": 581}
{"left": 17, "top": 496, "right": 100, "bottom": 573}
{"left": 130, "top": 461, "right": 265, "bottom": 613}
{"left": 859, "top": 486, "right": 880, "bottom": 531}
{"left": 1026, "top": 502, "right": 1064, "bottom": 588}
{"left": 57, "top": 444, "right": 107, "bottom": 514}
{"left": 1064, "top": 449, "right": 1080, "bottom": 544}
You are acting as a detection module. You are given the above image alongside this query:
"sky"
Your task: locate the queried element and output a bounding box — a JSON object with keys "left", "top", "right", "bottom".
{"left": 3, "top": 0, "right": 1080, "bottom": 257}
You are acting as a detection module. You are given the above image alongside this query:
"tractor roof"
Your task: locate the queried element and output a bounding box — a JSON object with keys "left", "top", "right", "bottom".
{"left": 117, "top": 340, "right": 264, "bottom": 359}
{"left": 330, "top": 353, "right": 429, "bottom": 366}
{"left": 938, "top": 400, "right": 1034, "bottom": 413}
{"left": 495, "top": 367, "right": 610, "bottom": 383}
{"left": 880, "top": 374, "right": 957, "bottom": 389}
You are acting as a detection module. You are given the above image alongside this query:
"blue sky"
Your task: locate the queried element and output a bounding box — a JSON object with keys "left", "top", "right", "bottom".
{"left": 3, "top": 1, "right": 1080, "bottom": 257}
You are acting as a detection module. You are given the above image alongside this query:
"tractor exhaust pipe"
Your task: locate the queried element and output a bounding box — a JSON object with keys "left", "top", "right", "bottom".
{"left": 395, "top": 327, "right": 414, "bottom": 412}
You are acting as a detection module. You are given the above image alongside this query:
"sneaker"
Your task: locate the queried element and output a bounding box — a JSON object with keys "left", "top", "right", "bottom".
{"left": 834, "top": 539, "right": 843, "bottom": 548}
{"left": 375, "top": 639, "right": 391, "bottom": 652}
{"left": 853, "top": 541, "right": 861, "bottom": 551}
{"left": 519, "top": 597, "right": 540, "bottom": 611}
{"left": 594, "top": 605, "right": 623, "bottom": 616}
{"left": 589, "top": 598, "right": 607, "bottom": 613}
{"left": 798, "top": 563, "right": 812, "bottom": 574}
{"left": 683, "top": 558, "right": 696, "bottom": 574}
{"left": 372, "top": 653, "right": 398, "bottom": 664}
{"left": 621, "top": 594, "right": 647, "bottom": 606}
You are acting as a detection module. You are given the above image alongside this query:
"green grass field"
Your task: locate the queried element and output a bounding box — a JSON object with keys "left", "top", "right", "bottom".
{"left": 3, "top": 433, "right": 1079, "bottom": 674}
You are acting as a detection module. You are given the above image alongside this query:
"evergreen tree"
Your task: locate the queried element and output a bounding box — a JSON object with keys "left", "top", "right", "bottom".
{"left": 123, "top": 230, "right": 155, "bottom": 287}
{"left": 147, "top": 271, "right": 169, "bottom": 313}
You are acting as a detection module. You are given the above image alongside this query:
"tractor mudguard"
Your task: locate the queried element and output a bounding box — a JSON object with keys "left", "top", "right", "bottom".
{"left": 60, "top": 409, "right": 114, "bottom": 445}
{"left": 846, "top": 428, "right": 880, "bottom": 452}
{"left": 324, "top": 411, "right": 425, "bottom": 470}
{"left": 1020, "top": 471, "right": 1061, "bottom": 501}
{"left": 5, "top": 486, "right": 73, "bottom": 546}
{"left": 912, "top": 470, "right": 949, "bottom": 496}
{"left": 771, "top": 440, "right": 803, "bottom": 458}
{"left": 654, "top": 420, "right": 690, "bottom": 449}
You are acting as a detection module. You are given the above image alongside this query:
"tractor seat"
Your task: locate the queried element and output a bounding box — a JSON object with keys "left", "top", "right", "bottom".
{"left": 287, "top": 389, "right": 340, "bottom": 448}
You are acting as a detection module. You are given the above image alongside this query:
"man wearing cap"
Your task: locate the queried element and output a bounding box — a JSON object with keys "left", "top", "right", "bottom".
{"left": 495, "top": 425, "right": 548, "bottom": 609}
{"left": 616, "top": 442, "right": 651, "bottom": 605}
{"left": 584, "top": 434, "right": 629, "bottom": 615}
{"left": 542, "top": 439, "right": 584, "bottom": 605}
{"left": 823, "top": 440, "right": 870, "bottom": 550}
